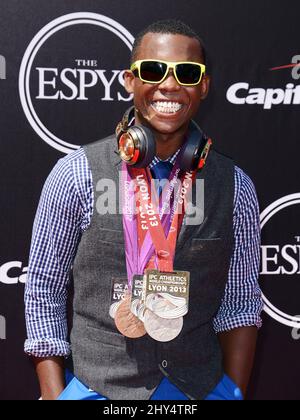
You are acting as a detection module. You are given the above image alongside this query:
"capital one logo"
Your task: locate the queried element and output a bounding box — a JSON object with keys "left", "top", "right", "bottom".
{"left": 260, "top": 194, "right": 300, "bottom": 329}
{"left": 0, "top": 261, "right": 27, "bottom": 285}
{"left": 227, "top": 55, "right": 300, "bottom": 109}
{"left": 19, "top": 13, "right": 135, "bottom": 154}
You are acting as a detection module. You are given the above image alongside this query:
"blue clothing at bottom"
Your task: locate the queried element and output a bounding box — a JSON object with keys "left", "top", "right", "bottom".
{"left": 57, "top": 371, "right": 243, "bottom": 401}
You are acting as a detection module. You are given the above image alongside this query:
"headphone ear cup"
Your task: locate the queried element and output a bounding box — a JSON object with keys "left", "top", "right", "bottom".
{"left": 127, "top": 125, "right": 156, "bottom": 168}
{"left": 180, "top": 125, "right": 207, "bottom": 172}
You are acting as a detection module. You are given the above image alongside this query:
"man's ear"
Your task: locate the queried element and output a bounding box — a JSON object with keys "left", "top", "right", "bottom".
{"left": 124, "top": 70, "right": 135, "bottom": 94}
{"left": 199, "top": 75, "right": 211, "bottom": 100}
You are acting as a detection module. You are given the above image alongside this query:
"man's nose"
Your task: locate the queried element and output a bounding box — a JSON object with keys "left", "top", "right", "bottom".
{"left": 158, "top": 70, "right": 181, "bottom": 91}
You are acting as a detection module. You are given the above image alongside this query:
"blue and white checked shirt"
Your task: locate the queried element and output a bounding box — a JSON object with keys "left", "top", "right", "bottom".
{"left": 24, "top": 148, "right": 263, "bottom": 357}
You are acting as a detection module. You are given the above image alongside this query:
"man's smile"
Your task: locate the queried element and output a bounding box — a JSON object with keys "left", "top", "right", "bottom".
{"left": 151, "top": 100, "right": 184, "bottom": 115}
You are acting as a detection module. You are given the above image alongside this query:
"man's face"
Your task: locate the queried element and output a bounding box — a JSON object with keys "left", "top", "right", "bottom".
{"left": 124, "top": 33, "right": 210, "bottom": 136}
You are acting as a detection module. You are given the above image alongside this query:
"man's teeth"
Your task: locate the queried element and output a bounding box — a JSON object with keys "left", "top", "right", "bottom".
{"left": 152, "top": 101, "right": 183, "bottom": 114}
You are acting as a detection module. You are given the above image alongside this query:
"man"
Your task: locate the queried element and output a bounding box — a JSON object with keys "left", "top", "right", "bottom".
{"left": 24, "top": 20, "right": 263, "bottom": 400}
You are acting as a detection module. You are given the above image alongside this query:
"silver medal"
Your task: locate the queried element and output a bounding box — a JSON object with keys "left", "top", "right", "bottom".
{"left": 144, "top": 309, "right": 183, "bottom": 342}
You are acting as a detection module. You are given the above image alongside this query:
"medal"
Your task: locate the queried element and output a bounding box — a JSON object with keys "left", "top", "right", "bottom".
{"left": 144, "top": 308, "right": 183, "bottom": 342}
{"left": 118, "top": 156, "right": 195, "bottom": 342}
{"left": 145, "top": 294, "right": 188, "bottom": 319}
{"left": 109, "top": 278, "right": 129, "bottom": 320}
{"left": 109, "top": 300, "right": 122, "bottom": 319}
{"left": 130, "top": 274, "right": 146, "bottom": 322}
{"left": 115, "top": 295, "right": 147, "bottom": 339}
{"left": 144, "top": 270, "right": 190, "bottom": 320}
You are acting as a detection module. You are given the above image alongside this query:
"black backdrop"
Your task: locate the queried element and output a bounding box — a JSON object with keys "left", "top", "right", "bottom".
{"left": 1, "top": 0, "right": 300, "bottom": 400}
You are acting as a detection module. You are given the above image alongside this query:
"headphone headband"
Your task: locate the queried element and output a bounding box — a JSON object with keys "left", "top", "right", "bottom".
{"left": 115, "top": 106, "right": 135, "bottom": 140}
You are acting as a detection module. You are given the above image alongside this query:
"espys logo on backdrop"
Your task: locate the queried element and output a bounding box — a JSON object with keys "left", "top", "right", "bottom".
{"left": 227, "top": 55, "right": 300, "bottom": 109}
{"left": 0, "top": 55, "right": 6, "bottom": 80}
{"left": 19, "top": 13, "right": 134, "bottom": 154}
{"left": 0, "top": 261, "right": 27, "bottom": 285}
{"left": 260, "top": 194, "right": 300, "bottom": 336}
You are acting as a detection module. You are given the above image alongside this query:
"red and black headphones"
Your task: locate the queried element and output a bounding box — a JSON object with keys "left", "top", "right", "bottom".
{"left": 116, "top": 106, "right": 212, "bottom": 171}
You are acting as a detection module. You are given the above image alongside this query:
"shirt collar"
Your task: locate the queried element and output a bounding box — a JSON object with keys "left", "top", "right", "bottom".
{"left": 149, "top": 149, "right": 181, "bottom": 169}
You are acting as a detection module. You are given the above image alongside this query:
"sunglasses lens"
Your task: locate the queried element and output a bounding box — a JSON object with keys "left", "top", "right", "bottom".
{"left": 140, "top": 61, "right": 167, "bottom": 82}
{"left": 176, "top": 63, "right": 202, "bottom": 85}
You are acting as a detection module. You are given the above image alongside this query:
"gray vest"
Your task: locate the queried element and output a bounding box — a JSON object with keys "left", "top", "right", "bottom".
{"left": 68, "top": 135, "right": 234, "bottom": 400}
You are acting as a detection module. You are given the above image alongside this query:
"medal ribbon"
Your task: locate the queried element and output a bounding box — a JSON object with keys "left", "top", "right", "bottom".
{"left": 132, "top": 166, "right": 195, "bottom": 273}
{"left": 122, "top": 155, "right": 184, "bottom": 284}
{"left": 122, "top": 154, "right": 198, "bottom": 285}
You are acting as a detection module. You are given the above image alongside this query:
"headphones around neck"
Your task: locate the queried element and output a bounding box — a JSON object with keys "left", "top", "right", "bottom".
{"left": 116, "top": 106, "right": 212, "bottom": 172}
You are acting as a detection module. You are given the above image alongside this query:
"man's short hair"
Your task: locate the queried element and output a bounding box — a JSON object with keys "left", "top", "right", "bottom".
{"left": 131, "top": 19, "right": 207, "bottom": 66}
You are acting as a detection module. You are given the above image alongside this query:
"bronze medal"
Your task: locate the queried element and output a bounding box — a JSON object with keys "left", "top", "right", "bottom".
{"left": 115, "top": 295, "right": 147, "bottom": 339}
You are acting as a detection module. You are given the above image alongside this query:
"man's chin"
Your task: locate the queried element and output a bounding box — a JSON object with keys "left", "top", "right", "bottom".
{"left": 136, "top": 109, "right": 189, "bottom": 136}
{"left": 150, "top": 119, "right": 189, "bottom": 136}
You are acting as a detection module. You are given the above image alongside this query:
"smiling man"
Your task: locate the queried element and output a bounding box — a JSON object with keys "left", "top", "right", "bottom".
{"left": 24, "top": 20, "right": 263, "bottom": 401}
{"left": 125, "top": 31, "right": 210, "bottom": 161}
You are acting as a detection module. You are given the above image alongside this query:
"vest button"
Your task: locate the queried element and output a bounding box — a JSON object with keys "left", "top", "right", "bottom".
{"left": 162, "top": 360, "right": 168, "bottom": 369}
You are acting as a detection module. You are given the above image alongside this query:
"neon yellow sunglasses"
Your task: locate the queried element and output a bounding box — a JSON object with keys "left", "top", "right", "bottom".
{"left": 130, "top": 59, "right": 206, "bottom": 87}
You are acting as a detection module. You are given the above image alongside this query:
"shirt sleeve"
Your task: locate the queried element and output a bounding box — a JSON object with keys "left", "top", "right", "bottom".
{"left": 24, "top": 149, "right": 92, "bottom": 357}
{"left": 213, "top": 166, "right": 263, "bottom": 333}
